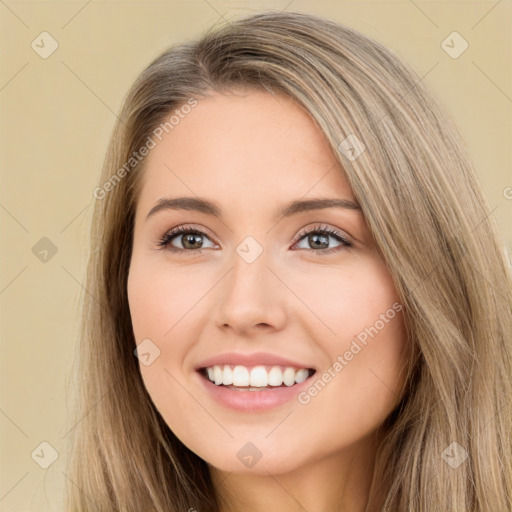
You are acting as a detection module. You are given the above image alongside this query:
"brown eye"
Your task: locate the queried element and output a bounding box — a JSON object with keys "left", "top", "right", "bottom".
{"left": 157, "top": 227, "right": 217, "bottom": 252}
{"left": 180, "top": 232, "right": 204, "bottom": 249}
{"left": 293, "top": 226, "right": 352, "bottom": 254}
{"left": 307, "top": 232, "right": 329, "bottom": 250}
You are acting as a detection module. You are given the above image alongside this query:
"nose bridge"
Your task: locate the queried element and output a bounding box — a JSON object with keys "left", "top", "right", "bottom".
{"left": 230, "top": 243, "right": 269, "bottom": 296}
{"left": 213, "top": 240, "right": 287, "bottom": 332}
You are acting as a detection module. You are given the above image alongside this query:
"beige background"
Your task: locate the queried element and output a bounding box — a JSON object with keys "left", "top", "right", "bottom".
{"left": 0, "top": 1, "right": 510, "bottom": 510}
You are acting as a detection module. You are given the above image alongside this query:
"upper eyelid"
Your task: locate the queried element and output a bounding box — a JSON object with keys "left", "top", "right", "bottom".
{"left": 166, "top": 224, "right": 218, "bottom": 244}
{"left": 294, "top": 225, "right": 350, "bottom": 243}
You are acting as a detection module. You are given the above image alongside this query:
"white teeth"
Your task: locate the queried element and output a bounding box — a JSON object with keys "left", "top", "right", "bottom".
{"left": 232, "top": 365, "right": 250, "bottom": 386}
{"left": 268, "top": 366, "right": 283, "bottom": 386}
{"left": 250, "top": 366, "right": 268, "bottom": 387}
{"left": 283, "top": 367, "right": 296, "bottom": 386}
{"left": 213, "top": 365, "right": 223, "bottom": 385}
{"left": 204, "top": 364, "right": 311, "bottom": 387}
{"left": 223, "top": 365, "right": 233, "bottom": 385}
{"left": 295, "top": 368, "right": 309, "bottom": 383}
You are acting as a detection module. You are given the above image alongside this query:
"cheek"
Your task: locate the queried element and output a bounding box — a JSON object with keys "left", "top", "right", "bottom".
{"left": 127, "top": 256, "right": 210, "bottom": 343}
{"left": 310, "top": 320, "right": 408, "bottom": 451}
{"left": 126, "top": 257, "right": 215, "bottom": 427}
{"left": 288, "top": 256, "right": 402, "bottom": 341}
{"left": 291, "top": 258, "right": 408, "bottom": 436}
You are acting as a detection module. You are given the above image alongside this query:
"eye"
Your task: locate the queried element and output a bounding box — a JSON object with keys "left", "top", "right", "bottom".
{"left": 156, "top": 223, "right": 352, "bottom": 256}
{"left": 292, "top": 224, "right": 352, "bottom": 255}
{"left": 156, "top": 225, "right": 217, "bottom": 253}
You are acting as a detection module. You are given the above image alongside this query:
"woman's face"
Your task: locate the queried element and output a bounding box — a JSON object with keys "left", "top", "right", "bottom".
{"left": 127, "top": 88, "right": 409, "bottom": 475}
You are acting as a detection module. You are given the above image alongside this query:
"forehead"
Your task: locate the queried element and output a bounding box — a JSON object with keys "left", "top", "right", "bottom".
{"left": 136, "top": 88, "right": 355, "bottom": 214}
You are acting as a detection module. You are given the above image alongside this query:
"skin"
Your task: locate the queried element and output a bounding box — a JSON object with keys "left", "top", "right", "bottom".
{"left": 127, "top": 87, "right": 410, "bottom": 512}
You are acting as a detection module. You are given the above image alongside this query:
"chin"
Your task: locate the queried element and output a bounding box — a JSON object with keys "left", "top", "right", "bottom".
{"left": 191, "top": 437, "right": 310, "bottom": 476}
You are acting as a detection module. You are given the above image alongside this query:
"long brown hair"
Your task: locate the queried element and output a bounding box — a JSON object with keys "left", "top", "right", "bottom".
{"left": 64, "top": 10, "right": 512, "bottom": 511}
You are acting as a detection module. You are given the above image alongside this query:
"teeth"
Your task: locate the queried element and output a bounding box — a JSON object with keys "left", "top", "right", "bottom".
{"left": 295, "top": 368, "right": 309, "bottom": 383}
{"left": 268, "top": 366, "right": 283, "bottom": 386}
{"left": 213, "top": 365, "right": 223, "bottom": 385}
{"left": 283, "top": 367, "right": 296, "bottom": 386}
{"left": 204, "top": 364, "right": 311, "bottom": 387}
{"left": 223, "top": 365, "right": 233, "bottom": 385}
{"left": 232, "top": 366, "right": 249, "bottom": 386}
{"left": 250, "top": 366, "right": 268, "bottom": 387}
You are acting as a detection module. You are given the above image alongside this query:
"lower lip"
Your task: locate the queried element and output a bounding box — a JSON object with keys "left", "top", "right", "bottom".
{"left": 197, "top": 372, "right": 314, "bottom": 412}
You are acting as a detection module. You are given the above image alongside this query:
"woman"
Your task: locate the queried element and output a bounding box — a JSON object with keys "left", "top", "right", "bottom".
{"left": 65, "top": 10, "right": 512, "bottom": 512}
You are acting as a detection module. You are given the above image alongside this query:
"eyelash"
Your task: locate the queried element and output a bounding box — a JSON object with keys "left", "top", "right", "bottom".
{"left": 156, "top": 224, "right": 352, "bottom": 256}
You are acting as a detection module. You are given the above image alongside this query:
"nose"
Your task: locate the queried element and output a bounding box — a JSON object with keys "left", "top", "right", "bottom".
{"left": 212, "top": 248, "right": 288, "bottom": 336}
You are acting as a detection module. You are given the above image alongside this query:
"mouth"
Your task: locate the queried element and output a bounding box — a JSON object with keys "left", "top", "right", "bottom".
{"left": 198, "top": 364, "right": 317, "bottom": 391}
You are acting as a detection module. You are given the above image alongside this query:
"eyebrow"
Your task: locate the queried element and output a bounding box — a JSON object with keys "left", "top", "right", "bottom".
{"left": 145, "top": 196, "right": 361, "bottom": 222}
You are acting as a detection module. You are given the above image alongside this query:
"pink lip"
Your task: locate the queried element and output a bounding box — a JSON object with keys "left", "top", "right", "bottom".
{"left": 196, "top": 371, "right": 315, "bottom": 412}
{"left": 195, "top": 351, "right": 314, "bottom": 371}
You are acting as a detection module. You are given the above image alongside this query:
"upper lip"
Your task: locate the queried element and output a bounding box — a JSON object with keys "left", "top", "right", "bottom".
{"left": 195, "top": 352, "right": 315, "bottom": 371}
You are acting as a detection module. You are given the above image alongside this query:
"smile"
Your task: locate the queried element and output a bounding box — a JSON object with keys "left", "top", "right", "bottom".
{"left": 196, "top": 362, "right": 317, "bottom": 411}
{"left": 202, "top": 364, "right": 314, "bottom": 389}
